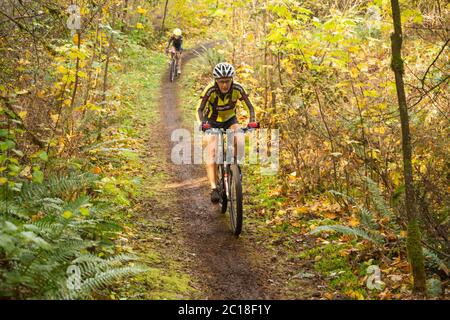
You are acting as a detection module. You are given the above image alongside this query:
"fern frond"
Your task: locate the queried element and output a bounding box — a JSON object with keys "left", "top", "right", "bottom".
{"left": 59, "top": 265, "right": 148, "bottom": 299}
{"left": 328, "top": 190, "right": 356, "bottom": 205}
{"left": 31, "top": 197, "right": 65, "bottom": 214}
{"left": 364, "top": 177, "right": 394, "bottom": 218}
{"left": 0, "top": 200, "right": 29, "bottom": 219}
{"left": 96, "top": 254, "right": 139, "bottom": 270}
{"left": 80, "top": 265, "right": 147, "bottom": 293}
{"left": 45, "top": 172, "right": 97, "bottom": 197}
{"left": 62, "top": 195, "right": 91, "bottom": 214}
{"left": 423, "top": 247, "right": 449, "bottom": 271}
{"left": 309, "top": 225, "right": 382, "bottom": 243}
{"left": 31, "top": 215, "right": 64, "bottom": 237}
{"left": 359, "top": 206, "right": 379, "bottom": 230}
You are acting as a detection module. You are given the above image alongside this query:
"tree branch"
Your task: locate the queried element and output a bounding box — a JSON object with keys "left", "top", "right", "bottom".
{"left": 420, "top": 38, "right": 449, "bottom": 87}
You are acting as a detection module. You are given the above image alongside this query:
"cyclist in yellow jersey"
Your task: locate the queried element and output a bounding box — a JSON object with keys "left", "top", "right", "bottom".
{"left": 197, "top": 62, "right": 259, "bottom": 203}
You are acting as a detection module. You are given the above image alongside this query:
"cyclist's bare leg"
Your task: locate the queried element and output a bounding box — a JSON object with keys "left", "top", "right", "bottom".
{"left": 169, "top": 48, "right": 175, "bottom": 62}
{"left": 229, "top": 123, "right": 245, "bottom": 163}
{"left": 176, "top": 51, "right": 182, "bottom": 74}
{"left": 204, "top": 133, "right": 218, "bottom": 189}
{"left": 203, "top": 124, "right": 243, "bottom": 190}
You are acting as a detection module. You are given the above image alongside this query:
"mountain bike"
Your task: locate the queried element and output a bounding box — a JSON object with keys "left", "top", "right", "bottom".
{"left": 207, "top": 127, "right": 256, "bottom": 236}
{"left": 169, "top": 51, "right": 180, "bottom": 82}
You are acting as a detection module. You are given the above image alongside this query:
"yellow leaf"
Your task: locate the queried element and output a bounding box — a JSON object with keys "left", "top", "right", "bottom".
{"left": 349, "top": 217, "right": 360, "bottom": 227}
{"left": 31, "top": 213, "right": 44, "bottom": 222}
{"left": 18, "top": 111, "right": 27, "bottom": 119}
{"left": 56, "top": 65, "right": 67, "bottom": 74}
{"left": 374, "top": 127, "right": 385, "bottom": 135}
{"left": 324, "top": 212, "right": 337, "bottom": 219}
{"left": 295, "top": 207, "right": 309, "bottom": 215}
{"left": 72, "top": 33, "right": 79, "bottom": 45}
{"left": 136, "top": 7, "right": 147, "bottom": 14}
{"left": 68, "top": 50, "right": 78, "bottom": 60}
{"left": 0, "top": 177, "right": 7, "bottom": 185}
{"left": 357, "top": 62, "right": 368, "bottom": 72}
{"left": 79, "top": 207, "right": 89, "bottom": 216}
{"left": 50, "top": 114, "right": 59, "bottom": 124}
{"left": 63, "top": 211, "right": 73, "bottom": 219}
{"left": 347, "top": 290, "right": 365, "bottom": 300}
{"left": 92, "top": 166, "right": 102, "bottom": 174}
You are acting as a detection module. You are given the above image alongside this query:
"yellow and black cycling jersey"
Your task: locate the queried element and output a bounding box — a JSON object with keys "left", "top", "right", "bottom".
{"left": 196, "top": 81, "right": 256, "bottom": 123}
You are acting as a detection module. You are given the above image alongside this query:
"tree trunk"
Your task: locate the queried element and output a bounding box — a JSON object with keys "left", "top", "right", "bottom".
{"left": 390, "top": 0, "right": 426, "bottom": 294}
{"left": 161, "top": 0, "right": 169, "bottom": 35}
{"left": 120, "top": 0, "right": 129, "bottom": 32}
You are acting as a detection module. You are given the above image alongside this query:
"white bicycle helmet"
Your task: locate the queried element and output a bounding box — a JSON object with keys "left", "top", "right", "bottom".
{"left": 173, "top": 28, "right": 182, "bottom": 36}
{"left": 213, "top": 62, "right": 235, "bottom": 79}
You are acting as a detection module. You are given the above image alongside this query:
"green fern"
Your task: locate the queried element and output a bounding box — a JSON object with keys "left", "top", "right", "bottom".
{"left": 80, "top": 266, "right": 147, "bottom": 294}
{"left": 328, "top": 189, "right": 380, "bottom": 230}
{"left": 0, "top": 200, "right": 29, "bottom": 219}
{"left": 62, "top": 195, "right": 91, "bottom": 215}
{"left": 423, "top": 247, "right": 449, "bottom": 271}
{"left": 309, "top": 225, "right": 382, "bottom": 244}
{"left": 19, "top": 172, "right": 97, "bottom": 202}
{"left": 359, "top": 206, "right": 379, "bottom": 230}
{"left": 328, "top": 189, "right": 356, "bottom": 205}
{"left": 0, "top": 169, "right": 144, "bottom": 299}
{"left": 194, "top": 46, "right": 225, "bottom": 71}
{"left": 59, "top": 265, "right": 146, "bottom": 300}
{"left": 73, "top": 253, "right": 139, "bottom": 278}
{"left": 364, "top": 177, "right": 394, "bottom": 219}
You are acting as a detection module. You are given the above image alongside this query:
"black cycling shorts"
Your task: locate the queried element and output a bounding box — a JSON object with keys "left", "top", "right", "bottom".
{"left": 208, "top": 116, "right": 238, "bottom": 130}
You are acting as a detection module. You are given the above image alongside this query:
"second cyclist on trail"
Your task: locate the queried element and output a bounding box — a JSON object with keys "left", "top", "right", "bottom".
{"left": 165, "top": 28, "right": 183, "bottom": 75}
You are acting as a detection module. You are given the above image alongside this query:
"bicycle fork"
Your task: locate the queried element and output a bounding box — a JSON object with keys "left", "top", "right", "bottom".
{"left": 224, "top": 168, "right": 230, "bottom": 199}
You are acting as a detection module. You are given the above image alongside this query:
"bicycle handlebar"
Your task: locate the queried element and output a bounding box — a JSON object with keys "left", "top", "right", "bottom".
{"left": 204, "top": 127, "right": 257, "bottom": 134}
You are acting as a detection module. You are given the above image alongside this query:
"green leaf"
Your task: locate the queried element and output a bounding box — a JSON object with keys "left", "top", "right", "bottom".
{"left": 32, "top": 169, "right": 44, "bottom": 183}
{"left": 0, "top": 140, "right": 15, "bottom": 151}
{"left": 4, "top": 221, "right": 18, "bottom": 231}
{"left": 38, "top": 151, "right": 49, "bottom": 162}
{"left": 8, "top": 164, "right": 20, "bottom": 173}
{"left": 11, "top": 149, "right": 24, "bottom": 157}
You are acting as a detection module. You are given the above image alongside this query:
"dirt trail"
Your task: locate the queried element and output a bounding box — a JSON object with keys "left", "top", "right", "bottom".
{"left": 147, "top": 44, "right": 320, "bottom": 300}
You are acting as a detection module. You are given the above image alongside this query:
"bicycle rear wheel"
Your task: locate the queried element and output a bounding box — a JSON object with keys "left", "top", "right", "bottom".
{"left": 228, "top": 164, "right": 243, "bottom": 236}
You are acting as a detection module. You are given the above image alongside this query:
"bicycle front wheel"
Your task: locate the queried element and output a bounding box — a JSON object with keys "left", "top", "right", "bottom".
{"left": 169, "top": 59, "right": 175, "bottom": 82}
{"left": 228, "top": 164, "right": 243, "bottom": 236}
{"left": 216, "top": 164, "right": 227, "bottom": 214}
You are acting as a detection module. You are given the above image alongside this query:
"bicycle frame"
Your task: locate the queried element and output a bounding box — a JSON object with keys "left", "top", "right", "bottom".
{"left": 169, "top": 50, "right": 181, "bottom": 82}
